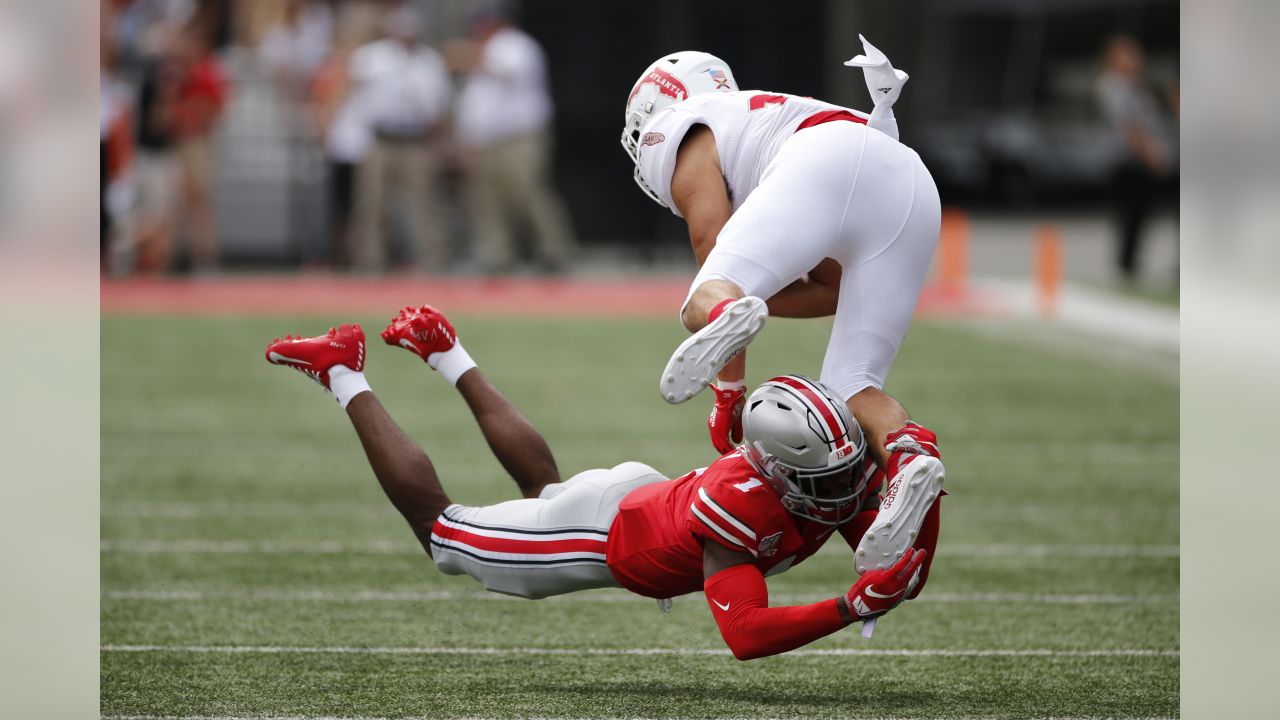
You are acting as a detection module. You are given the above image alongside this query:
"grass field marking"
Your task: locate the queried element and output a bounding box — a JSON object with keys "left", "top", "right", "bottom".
{"left": 100, "top": 492, "right": 1178, "bottom": 519}
{"left": 98, "top": 539, "right": 1179, "bottom": 558}
{"left": 962, "top": 314, "right": 1179, "bottom": 385}
{"left": 943, "top": 543, "right": 1179, "bottom": 558}
{"left": 101, "top": 715, "right": 1181, "bottom": 720}
{"left": 101, "top": 644, "right": 1179, "bottom": 658}
{"left": 99, "top": 539, "right": 415, "bottom": 554}
{"left": 103, "top": 588, "right": 1178, "bottom": 605}
{"left": 101, "top": 501, "right": 399, "bottom": 519}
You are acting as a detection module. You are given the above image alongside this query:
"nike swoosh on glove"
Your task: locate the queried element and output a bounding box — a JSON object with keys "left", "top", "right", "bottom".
{"left": 844, "top": 547, "right": 927, "bottom": 620}
{"left": 708, "top": 383, "right": 746, "bottom": 455}
{"left": 844, "top": 34, "right": 910, "bottom": 110}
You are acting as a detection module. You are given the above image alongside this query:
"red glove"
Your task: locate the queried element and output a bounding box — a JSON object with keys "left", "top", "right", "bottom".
{"left": 884, "top": 422, "right": 942, "bottom": 482}
{"left": 844, "top": 547, "right": 927, "bottom": 620}
{"left": 708, "top": 383, "right": 746, "bottom": 454}
{"left": 884, "top": 421, "right": 940, "bottom": 459}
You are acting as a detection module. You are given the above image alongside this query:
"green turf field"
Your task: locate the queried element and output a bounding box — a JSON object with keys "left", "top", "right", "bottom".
{"left": 101, "top": 313, "right": 1178, "bottom": 719}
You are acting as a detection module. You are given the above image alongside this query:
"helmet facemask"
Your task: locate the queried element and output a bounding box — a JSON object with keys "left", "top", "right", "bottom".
{"left": 619, "top": 82, "right": 665, "bottom": 205}
{"left": 620, "top": 51, "right": 738, "bottom": 207}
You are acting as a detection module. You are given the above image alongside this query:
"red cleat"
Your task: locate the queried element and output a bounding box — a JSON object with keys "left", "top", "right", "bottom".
{"left": 265, "top": 324, "right": 366, "bottom": 389}
{"left": 380, "top": 305, "right": 458, "bottom": 362}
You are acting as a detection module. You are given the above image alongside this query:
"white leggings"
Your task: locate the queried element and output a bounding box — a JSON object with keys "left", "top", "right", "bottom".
{"left": 429, "top": 462, "right": 666, "bottom": 599}
{"left": 689, "top": 121, "right": 941, "bottom": 399}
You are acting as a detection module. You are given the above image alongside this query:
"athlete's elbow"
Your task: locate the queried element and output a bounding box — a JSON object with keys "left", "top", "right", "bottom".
{"left": 728, "top": 641, "right": 773, "bottom": 661}
{"left": 731, "top": 645, "right": 767, "bottom": 661}
{"left": 719, "top": 629, "right": 770, "bottom": 661}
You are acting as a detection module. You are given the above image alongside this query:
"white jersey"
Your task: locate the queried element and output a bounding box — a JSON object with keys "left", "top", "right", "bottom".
{"left": 634, "top": 91, "right": 876, "bottom": 216}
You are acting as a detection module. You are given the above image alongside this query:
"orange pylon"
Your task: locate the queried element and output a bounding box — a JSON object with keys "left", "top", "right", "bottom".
{"left": 1035, "top": 224, "right": 1062, "bottom": 319}
{"left": 937, "top": 208, "right": 969, "bottom": 294}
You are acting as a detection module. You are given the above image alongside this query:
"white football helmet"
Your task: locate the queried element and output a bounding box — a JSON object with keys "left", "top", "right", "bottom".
{"left": 620, "top": 51, "right": 738, "bottom": 205}
{"left": 741, "top": 375, "right": 868, "bottom": 526}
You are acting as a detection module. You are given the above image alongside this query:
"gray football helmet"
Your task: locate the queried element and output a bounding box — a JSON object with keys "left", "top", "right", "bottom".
{"left": 740, "top": 375, "right": 868, "bottom": 525}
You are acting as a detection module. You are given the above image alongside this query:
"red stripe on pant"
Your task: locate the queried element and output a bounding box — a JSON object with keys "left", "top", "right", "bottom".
{"left": 796, "top": 109, "right": 867, "bottom": 132}
{"left": 432, "top": 522, "right": 608, "bottom": 556}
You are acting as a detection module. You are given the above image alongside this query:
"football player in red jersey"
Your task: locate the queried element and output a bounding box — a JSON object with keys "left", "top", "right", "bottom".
{"left": 266, "top": 305, "right": 943, "bottom": 660}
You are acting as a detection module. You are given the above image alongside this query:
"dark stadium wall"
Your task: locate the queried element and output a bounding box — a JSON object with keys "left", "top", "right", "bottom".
{"left": 517, "top": 0, "right": 1177, "bottom": 247}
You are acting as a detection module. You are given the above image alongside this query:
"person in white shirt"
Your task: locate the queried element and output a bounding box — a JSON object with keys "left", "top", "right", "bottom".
{"left": 448, "top": 9, "right": 574, "bottom": 274}
{"left": 258, "top": 0, "right": 335, "bottom": 93}
{"left": 309, "top": 2, "right": 381, "bottom": 269}
{"left": 348, "top": 4, "right": 451, "bottom": 272}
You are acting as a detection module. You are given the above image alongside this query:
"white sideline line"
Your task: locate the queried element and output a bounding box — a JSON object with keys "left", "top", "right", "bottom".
{"left": 102, "top": 502, "right": 399, "bottom": 519}
{"left": 102, "top": 716, "right": 1180, "bottom": 720}
{"left": 943, "top": 544, "right": 1180, "bottom": 558}
{"left": 101, "top": 644, "right": 1178, "bottom": 658}
{"left": 103, "top": 588, "right": 1178, "bottom": 605}
{"left": 99, "top": 539, "right": 1179, "bottom": 558}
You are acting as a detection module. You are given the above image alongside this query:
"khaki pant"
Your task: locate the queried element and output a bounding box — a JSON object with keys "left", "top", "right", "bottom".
{"left": 352, "top": 137, "right": 444, "bottom": 272}
{"left": 179, "top": 137, "right": 219, "bottom": 271}
{"left": 467, "top": 130, "right": 574, "bottom": 273}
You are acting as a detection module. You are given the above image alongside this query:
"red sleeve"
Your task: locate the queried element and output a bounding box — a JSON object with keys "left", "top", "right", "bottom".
{"left": 686, "top": 474, "right": 785, "bottom": 557}
{"left": 907, "top": 496, "right": 942, "bottom": 599}
{"left": 703, "top": 563, "right": 845, "bottom": 661}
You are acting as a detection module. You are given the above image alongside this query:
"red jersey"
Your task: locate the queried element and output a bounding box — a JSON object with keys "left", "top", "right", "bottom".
{"left": 605, "top": 451, "right": 878, "bottom": 598}
{"left": 175, "top": 57, "right": 228, "bottom": 138}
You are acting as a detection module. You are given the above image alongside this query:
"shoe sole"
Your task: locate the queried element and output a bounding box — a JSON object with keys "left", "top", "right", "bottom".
{"left": 659, "top": 297, "right": 768, "bottom": 404}
{"left": 854, "top": 455, "right": 945, "bottom": 574}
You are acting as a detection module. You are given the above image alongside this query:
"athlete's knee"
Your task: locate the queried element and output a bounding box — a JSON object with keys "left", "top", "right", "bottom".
{"left": 611, "top": 461, "right": 663, "bottom": 478}
{"left": 414, "top": 527, "right": 436, "bottom": 560}
{"left": 412, "top": 502, "right": 456, "bottom": 561}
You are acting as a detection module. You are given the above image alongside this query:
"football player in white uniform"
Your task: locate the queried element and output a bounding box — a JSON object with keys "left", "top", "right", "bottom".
{"left": 621, "top": 37, "right": 945, "bottom": 549}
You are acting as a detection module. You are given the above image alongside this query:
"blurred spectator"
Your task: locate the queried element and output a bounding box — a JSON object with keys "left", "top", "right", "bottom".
{"left": 447, "top": 7, "right": 575, "bottom": 275}
{"left": 259, "top": 0, "right": 335, "bottom": 97}
{"left": 309, "top": 2, "right": 380, "bottom": 269}
{"left": 171, "top": 21, "right": 229, "bottom": 274}
{"left": 115, "top": 0, "right": 198, "bottom": 66}
{"left": 101, "top": 5, "right": 135, "bottom": 272}
{"left": 1096, "top": 35, "right": 1175, "bottom": 283}
{"left": 348, "top": 3, "right": 452, "bottom": 273}
{"left": 131, "top": 41, "right": 184, "bottom": 273}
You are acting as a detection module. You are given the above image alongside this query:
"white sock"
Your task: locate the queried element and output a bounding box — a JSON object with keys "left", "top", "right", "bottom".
{"left": 428, "top": 341, "right": 477, "bottom": 387}
{"left": 328, "top": 365, "right": 372, "bottom": 409}
{"left": 715, "top": 379, "right": 747, "bottom": 392}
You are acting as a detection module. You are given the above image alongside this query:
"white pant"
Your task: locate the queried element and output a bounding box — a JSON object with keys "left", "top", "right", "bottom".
{"left": 690, "top": 121, "right": 941, "bottom": 399}
{"left": 430, "top": 462, "right": 667, "bottom": 599}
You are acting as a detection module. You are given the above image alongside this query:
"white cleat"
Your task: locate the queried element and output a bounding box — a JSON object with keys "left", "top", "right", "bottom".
{"left": 855, "top": 455, "right": 945, "bottom": 574}
{"left": 659, "top": 296, "right": 768, "bottom": 404}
